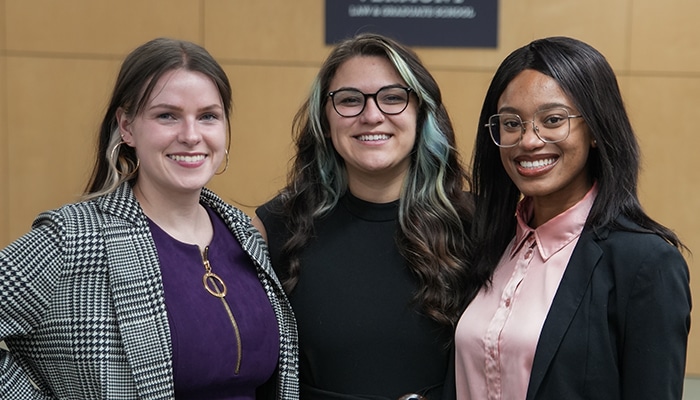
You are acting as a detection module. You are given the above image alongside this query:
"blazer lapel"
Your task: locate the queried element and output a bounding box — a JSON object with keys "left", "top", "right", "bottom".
{"left": 101, "top": 185, "right": 175, "bottom": 399}
{"left": 200, "top": 189, "right": 283, "bottom": 289}
{"left": 201, "top": 189, "right": 300, "bottom": 397}
{"left": 526, "top": 230, "right": 603, "bottom": 399}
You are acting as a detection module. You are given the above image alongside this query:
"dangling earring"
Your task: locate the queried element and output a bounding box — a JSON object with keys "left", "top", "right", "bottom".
{"left": 215, "top": 149, "right": 229, "bottom": 175}
{"left": 110, "top": 141, "right": 140, "bottom": 178}
{"left": 592, "top": 139, "right": 598, "bottom": 148}
{"left": 110, "top": 140, "right": 124, "bottom": 163}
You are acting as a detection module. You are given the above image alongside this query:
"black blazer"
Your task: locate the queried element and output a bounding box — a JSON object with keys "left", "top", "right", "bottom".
{"left": 525, "top": 216, "right": 691, "bottom": 400}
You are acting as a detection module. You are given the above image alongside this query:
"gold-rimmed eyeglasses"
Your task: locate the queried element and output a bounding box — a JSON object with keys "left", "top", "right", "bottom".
{"left": 485, "top": 107, "right": 583, "bottom": 148}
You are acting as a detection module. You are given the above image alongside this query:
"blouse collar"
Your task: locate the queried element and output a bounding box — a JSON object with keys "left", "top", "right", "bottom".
{"left": 511, "top": 183, "right": 598, "bottom": 261}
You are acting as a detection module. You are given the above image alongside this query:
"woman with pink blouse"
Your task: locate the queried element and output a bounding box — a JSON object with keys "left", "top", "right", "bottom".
{"left": 455, "top": 36, "right": 690, "bottom": 400}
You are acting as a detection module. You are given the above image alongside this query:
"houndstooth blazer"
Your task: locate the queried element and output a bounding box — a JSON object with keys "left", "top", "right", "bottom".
{"left": 0, "top": 183, "right": 299, "bottom": 399}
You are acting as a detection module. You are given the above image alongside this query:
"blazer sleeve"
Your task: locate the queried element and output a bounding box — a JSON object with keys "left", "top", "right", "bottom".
{"left": 620, "top": 238, "right": 691, "bottom": 400}
{"left": 0, "top": 214, "right": 64, "bottom": 399}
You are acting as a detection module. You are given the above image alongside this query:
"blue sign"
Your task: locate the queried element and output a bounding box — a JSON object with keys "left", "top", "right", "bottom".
{"left": 325, "top": 0, "right": 498, "bottom": 48}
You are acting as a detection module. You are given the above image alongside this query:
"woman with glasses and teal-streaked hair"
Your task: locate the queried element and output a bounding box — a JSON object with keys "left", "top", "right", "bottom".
{"left": 253, "top": 32, "right": 473, "bottom": 400}
{"left": 455, "top": 36, "right": 691, "bottom": 400}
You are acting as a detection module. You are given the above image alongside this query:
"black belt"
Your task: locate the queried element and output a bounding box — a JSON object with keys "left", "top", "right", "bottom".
{"left": 301, "top": 382, "right": 440, "bottom": 400}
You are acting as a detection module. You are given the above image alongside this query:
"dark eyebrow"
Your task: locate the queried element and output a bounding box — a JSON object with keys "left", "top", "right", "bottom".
{"left": 148, "top": 103, "right": 223, "bottom": 113}
{"left": 199, "top": 104, "right": 224, "bottom": 113}
{"left": 330, "top": 83, "right": 407, "bottom": 93}
{"left": 148, "top": 103, "right": 182, "bottom": 112}
{"left": 498, "top": 103, "right": 575, "bottom": 115}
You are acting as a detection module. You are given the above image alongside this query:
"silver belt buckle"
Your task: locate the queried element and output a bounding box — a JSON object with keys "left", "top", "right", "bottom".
{"left": 397, "top": 394, "right": 427, "bottom": 400}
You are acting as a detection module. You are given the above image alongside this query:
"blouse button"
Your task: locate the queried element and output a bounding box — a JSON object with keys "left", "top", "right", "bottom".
{"left": 505, "top": 298, "right": 511, "bottom": 307}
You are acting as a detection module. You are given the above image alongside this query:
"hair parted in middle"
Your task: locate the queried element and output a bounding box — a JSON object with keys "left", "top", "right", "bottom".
{"left": 470, "top": 36, "right": 686, "bottom": 289}
{"left": 275, "top": 32, "right": 473, "bottom": 326}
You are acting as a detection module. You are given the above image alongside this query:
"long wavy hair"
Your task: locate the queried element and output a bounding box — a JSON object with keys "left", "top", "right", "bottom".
{"left": 83, "top": 37, "right": 232, "bottom": 199}
{"left": 471, "top": 36, "right": 686, "bottom": 288}
{"left": 274, "top": 33, "right": 473, "bottom": 326}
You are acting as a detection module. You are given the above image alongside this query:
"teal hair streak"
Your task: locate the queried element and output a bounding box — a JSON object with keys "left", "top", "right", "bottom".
{"left": 306, "top": 76, "right": 346, "bottom": 217}
{"left": 402, "top": 111, "right": 460, "bottom": 222}
{"left": 384, "top": 47, "right": 459, "bottom": 222}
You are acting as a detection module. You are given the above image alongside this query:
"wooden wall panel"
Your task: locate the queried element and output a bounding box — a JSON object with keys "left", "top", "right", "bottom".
{"left": 6, "top": 57, "right": 117, "bottom": 239}
{"left": 207, "top": 63, "right": 319, "bottom": 213}
{"left": 418, "top": 0, "right": 630, "bottom": 71}
{"left": 5, "top": 0, "right": 202, "bottom": 55}
{"left": 630, "top": 0, "right": 700, "bottom": 73}
{"left": 507, "top": 0, "right": 630, "bottom": 70}
{"left": 0, "top": 0, "right": 7, "bottom": 247}
{"left": 0, "top": 0, "right": 5, "bottom": 52}
{"left": 205, "top": 0, "right": 329, "bottom": 63}
{"left": 430, "top": 69, "right": 494, "bottom": 159}
{"left": 628, "top": 77, "right": 700, "bottom": 229}
{"left": 625, "top": 76, "right": 699, "bottom": 251}
{"left": 626, "top": 75, "right": 700, "bottom": 373}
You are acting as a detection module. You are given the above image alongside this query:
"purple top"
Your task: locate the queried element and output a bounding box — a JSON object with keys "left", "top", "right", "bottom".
{"left": 148, "top": 206, "right": 280, "bottom": 399}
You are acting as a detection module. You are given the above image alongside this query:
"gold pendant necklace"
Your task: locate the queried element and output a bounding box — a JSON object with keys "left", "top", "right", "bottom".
{"left": 201, "top": 246, "right": 242, "bottom": 374}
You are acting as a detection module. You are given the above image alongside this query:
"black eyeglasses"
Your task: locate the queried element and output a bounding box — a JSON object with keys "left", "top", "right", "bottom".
{"left": 328, "top": 85, "right": 413, "bottom": 118}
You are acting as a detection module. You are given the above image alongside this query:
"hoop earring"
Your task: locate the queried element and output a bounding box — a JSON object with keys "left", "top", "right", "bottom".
{"left": 110, "top": 141, "right": 140, "bottom": 178}
{"left": 110, "top": 140, "right": 124, "bottom": 162}
{"left": 215, "top": 149, "right": 229, "bottom": 175}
